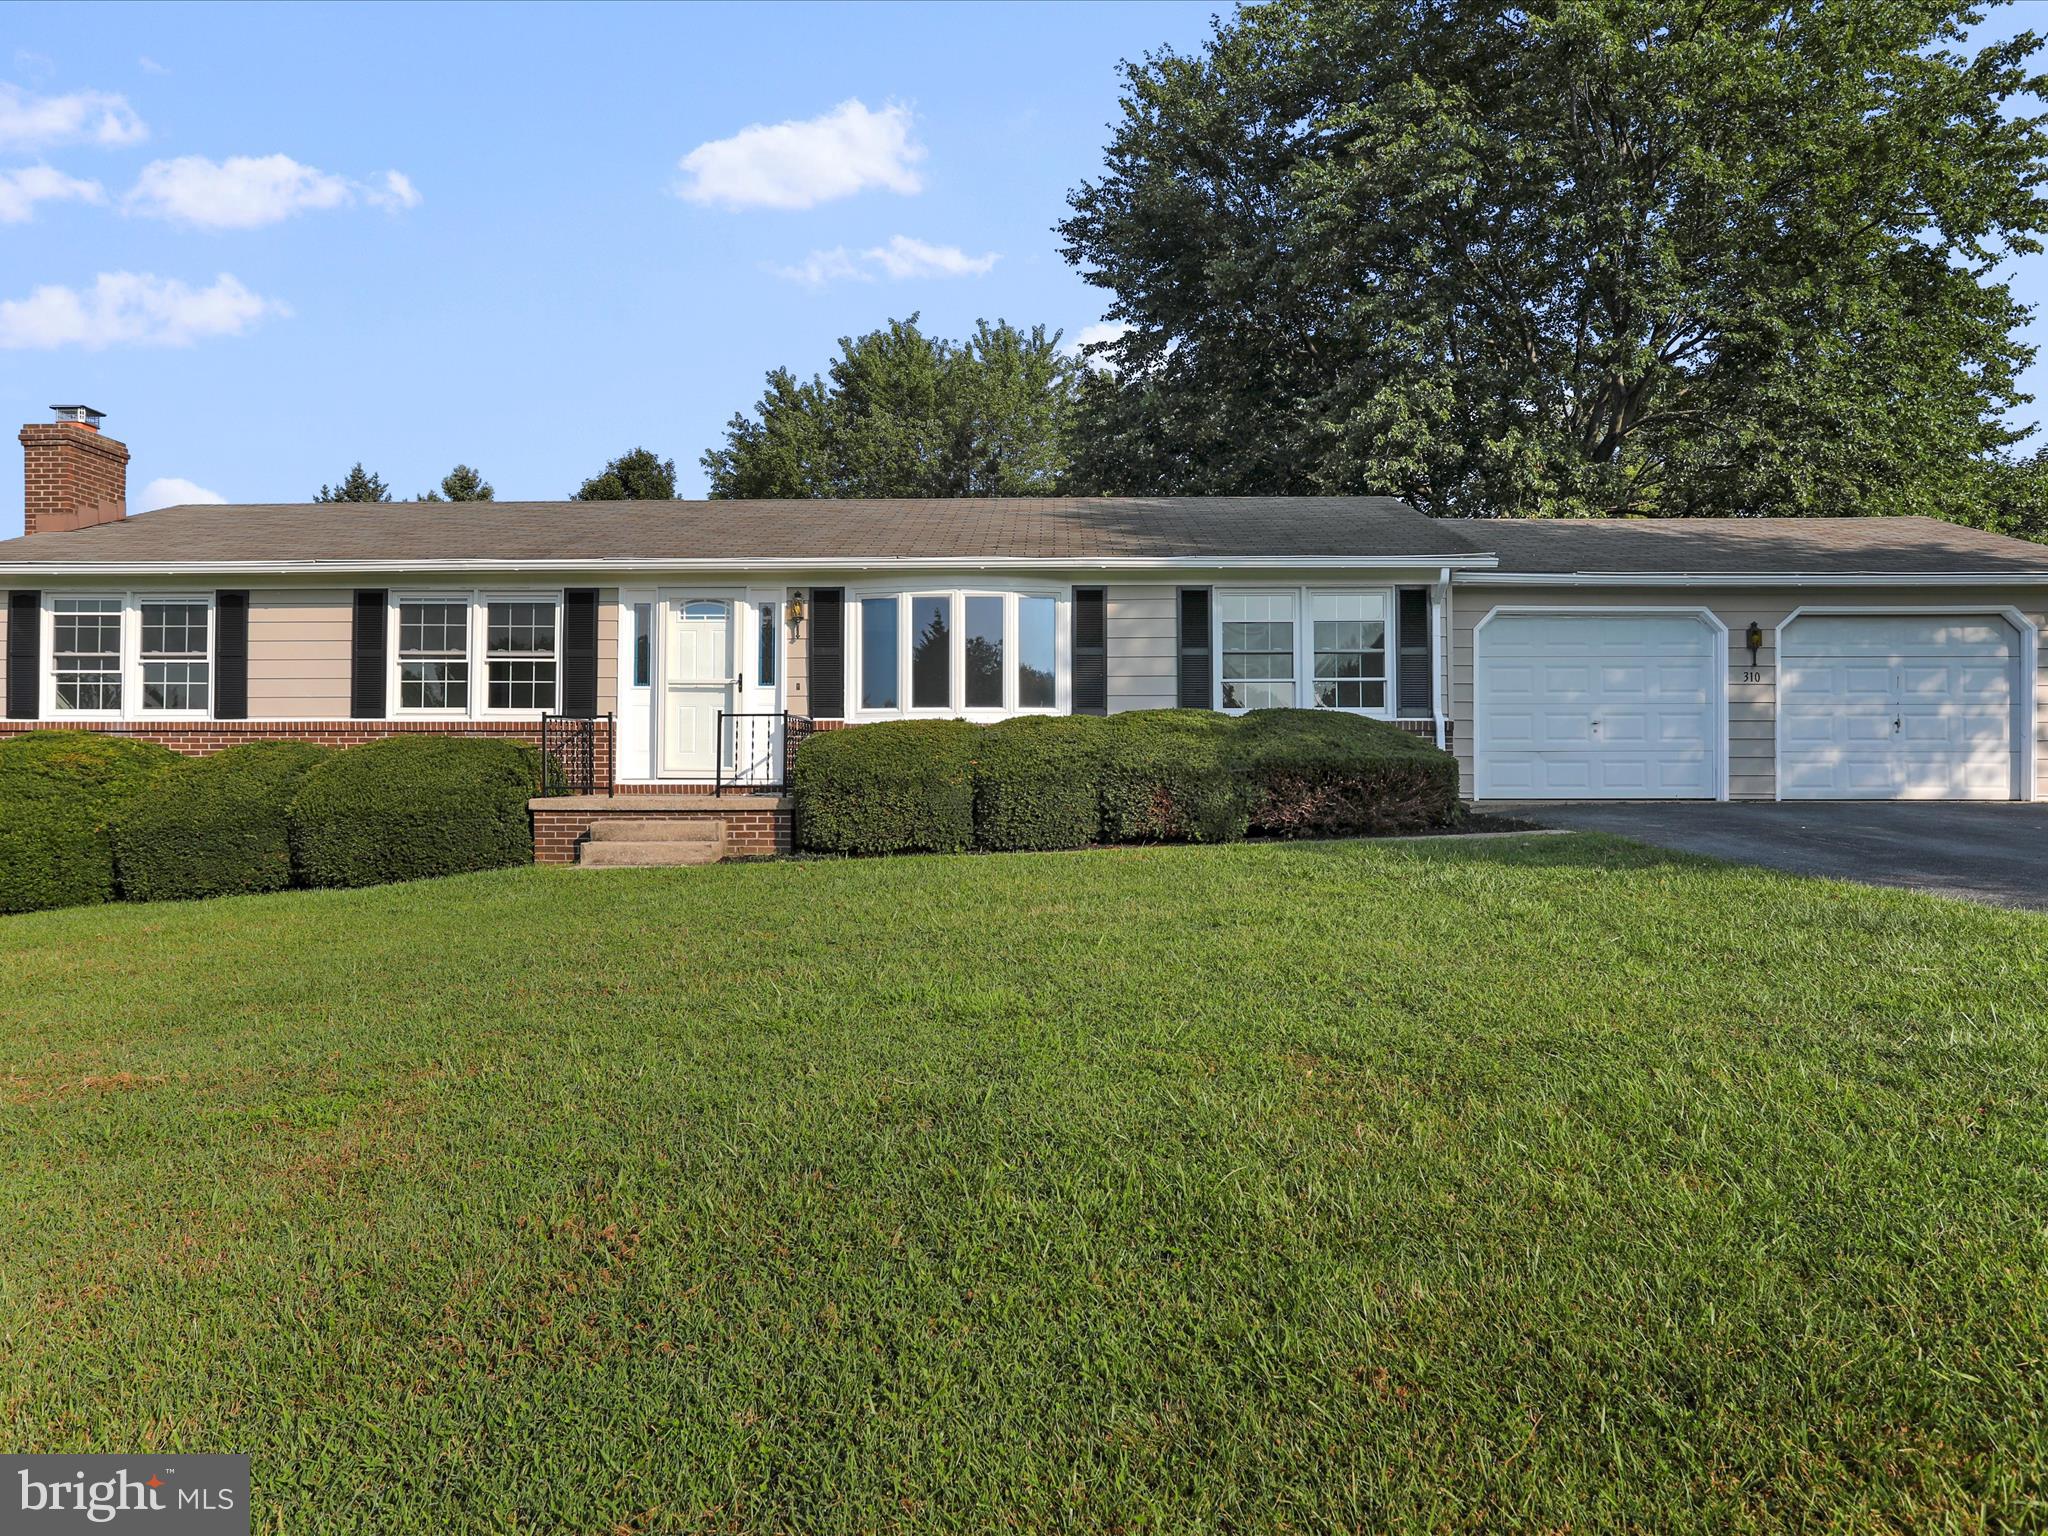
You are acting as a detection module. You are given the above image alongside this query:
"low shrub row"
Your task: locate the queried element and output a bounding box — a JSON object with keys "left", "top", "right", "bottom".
{"left": 0, "top": 732, "right": 545, "bottom": 915}
{"left": 791, "top": 709, "right": 1461, "bottom": 856}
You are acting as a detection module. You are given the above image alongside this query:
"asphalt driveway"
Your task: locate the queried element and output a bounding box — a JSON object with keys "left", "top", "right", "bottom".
{"left": 1494, "top": 800, "right": 2048, "bottom": 911}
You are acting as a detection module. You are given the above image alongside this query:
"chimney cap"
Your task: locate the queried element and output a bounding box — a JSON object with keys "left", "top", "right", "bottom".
{"left": 48, "top": 404, "right": 104, "bottom": 428}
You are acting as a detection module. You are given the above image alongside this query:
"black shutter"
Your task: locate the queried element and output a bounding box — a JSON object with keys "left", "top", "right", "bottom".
{"left": 214, "top": 590, "right": 249, "bottom": 719}
{"left": 1176, "top": 587, "right": 1212, "bottom": 709}
{"left": 1072, "top": 587, "right": 1107, "bottom": 716}
{"left": 809, "top": 587, "right": 844, "bottom": 719}
{"left": 6, "top": 590, "right": 38, "bottom": 719}
{"left": 350, "top": 589, "right": 387, "bottom": 719}
{"left": 1396, "top": 586, "right": 1433, "bottom": 716}
{"left": 562, "top": 588, "right": 598, "bottom": 717}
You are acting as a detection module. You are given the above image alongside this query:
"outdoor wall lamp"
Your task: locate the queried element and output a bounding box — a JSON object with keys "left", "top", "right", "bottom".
{"left": 1746, "top": 622, "right": 1763, "bottom": 665}
{"left": 787, "top": 592, "right": 806, "bottom": 637}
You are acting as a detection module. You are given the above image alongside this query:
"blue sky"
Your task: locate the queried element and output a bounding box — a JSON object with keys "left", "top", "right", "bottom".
{"left": 1, "top": 1, "right": 2043, "bottom": 537}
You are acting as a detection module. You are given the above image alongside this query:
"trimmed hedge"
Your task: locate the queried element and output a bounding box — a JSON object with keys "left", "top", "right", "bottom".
{"left": 791, "top": 720, "right": 978, "bottom": 856}
{"left": 969, "top": 716, "right": 1108, "bottom": 851}
{"left": 113, "top": 742, "right": 334, "bottom": 903}
{"left": 793, "top": 709, "right": 1460, "bottom": 856}
{"left": 1229, "top": 709, "right": 1461, "bottom": 837}
{"left": 289, "top": 735, "right": 542, "bottom": 889}
{"left": 0, "top": 732, "right": 180, "bottom": 914}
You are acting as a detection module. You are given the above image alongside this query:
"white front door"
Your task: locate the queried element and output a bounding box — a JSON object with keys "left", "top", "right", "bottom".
{"left": 659, "top": 594, "right": 736, "bottom": 777}
{"left": 1476, "top": 611, "right": 1721, "bottom": 799}
{"left": 1779, "top": 614, "right": 2018, "bottom": 799}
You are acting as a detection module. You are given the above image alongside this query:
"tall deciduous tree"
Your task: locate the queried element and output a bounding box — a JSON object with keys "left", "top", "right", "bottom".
{"left": 703, "top": 316, "right": 1083, "bottom": 498}
{"left": 1059, "top": 0, "right": 2048, "bottom": 517}
{"left": 417, "top": 464, "right": 495, "bottom": 502}
{"left": 573, "top": 449, "right": 676, "bottom": 501}
{"left": 313, "top": 463, "right": 392, "bottom": 503}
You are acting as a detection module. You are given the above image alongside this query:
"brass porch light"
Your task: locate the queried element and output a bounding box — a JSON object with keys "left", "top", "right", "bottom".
{"left": 1746, "top": 622, "right": 1763, "bottom": 665}
{"left": 787, "top": 592, "right": 807, "bottom": 637}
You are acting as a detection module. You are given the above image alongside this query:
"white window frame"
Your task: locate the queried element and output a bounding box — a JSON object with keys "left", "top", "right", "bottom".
{"left": 846, "top": 585, "right": 1070, "bottom": 720}
{"left": 43, "top": 591, "right": 216, "bottom": 722}
{"left": 388, "top": 590, "right": 564, "bottom": 720}
{"left": 1211, "top": 584, "right": 1398, "bottom": 717}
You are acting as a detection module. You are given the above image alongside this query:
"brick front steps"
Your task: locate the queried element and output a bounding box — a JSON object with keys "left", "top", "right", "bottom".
{"left": 530, "top": 794, "right": 791, "bottom": 865}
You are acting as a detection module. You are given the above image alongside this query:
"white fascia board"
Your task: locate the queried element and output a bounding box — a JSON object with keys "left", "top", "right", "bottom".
{"left": 0, "top": 553, "right": 1501, "bottom": 579}
{"left": 1455, "top": 570, "right": 2048, "bottom": 587}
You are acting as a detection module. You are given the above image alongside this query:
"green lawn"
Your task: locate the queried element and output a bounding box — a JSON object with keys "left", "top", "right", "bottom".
{"left": 3, "top": 835, "right": 2046, "bottom": 1532}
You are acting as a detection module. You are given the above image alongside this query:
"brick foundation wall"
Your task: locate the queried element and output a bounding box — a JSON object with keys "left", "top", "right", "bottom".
{"left": 530, "top": 798, "right": 792, "bottom": 863}
{"left": 0, "top": 717, "right": 616, "bottom": 790}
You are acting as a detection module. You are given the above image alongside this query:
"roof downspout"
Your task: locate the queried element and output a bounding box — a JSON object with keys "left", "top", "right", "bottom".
{"left": 1433, "top": 566, "right": 1450, "bottom": 751}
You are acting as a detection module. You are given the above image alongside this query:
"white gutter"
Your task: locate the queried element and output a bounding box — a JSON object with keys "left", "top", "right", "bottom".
{"left": 1433, "top": 566, "right": 1450, "bottom": 750}
{"left": 1455, "top": 570, "right": 2048, "bottom": 587}
{"left": 0, "top": 553, "right": 1500, "bottom": 578}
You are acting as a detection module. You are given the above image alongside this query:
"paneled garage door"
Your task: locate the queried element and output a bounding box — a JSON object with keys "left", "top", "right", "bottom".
{"left": 1476, "top": 611, "right": 1721, "bottom": 799}
{"left": 1778, "top": 614, "right": 2018, "bottom": 800}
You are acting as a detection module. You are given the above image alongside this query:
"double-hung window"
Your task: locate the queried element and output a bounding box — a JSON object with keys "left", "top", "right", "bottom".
{"left": 1218, "top": 592, "right": 1296, "bottom": 711}
{"left": 1310, "top": 592, "right": 1387, "bottom": 711}
{"left": 852, "top": 589, "right": 1064, "bottom": 716}
{"left": 486, "top": 600, "right": 557, "bottom": 710}
{"left": 398, "top": 599, "right": 469, "bottom": 710}
{"left": 52, "top": 598, "right": 123, "bottom": 712}
{"left": 140, "top": 601, "right": 210, "bottom": 711}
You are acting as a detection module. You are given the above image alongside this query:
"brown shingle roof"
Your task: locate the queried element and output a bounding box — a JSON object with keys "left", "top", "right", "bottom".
{"left": 1459, "top": 515, "right": 2048, "bottom": 576}
{"left": 0, "top": 495, "right": 1480, "bottom": 566}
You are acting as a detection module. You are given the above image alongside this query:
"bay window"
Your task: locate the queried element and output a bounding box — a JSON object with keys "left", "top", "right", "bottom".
{"left": 52, "top": 598, "right": 122, "bottom": 712}
{"left": 851, "top": 589, "right": 1065, "bottom": 716}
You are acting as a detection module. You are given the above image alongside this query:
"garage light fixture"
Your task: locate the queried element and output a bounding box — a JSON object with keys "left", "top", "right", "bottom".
{"left": 1746, "top": 622, "right": 1763, "bottom": 665}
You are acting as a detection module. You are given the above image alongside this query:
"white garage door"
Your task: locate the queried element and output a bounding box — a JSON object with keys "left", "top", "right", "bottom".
{"left": 1476, "top": 611, "right": 1720, "bottom": 799}
{"left": 1778, "top": 614, "right": 2018, "bottom": 800}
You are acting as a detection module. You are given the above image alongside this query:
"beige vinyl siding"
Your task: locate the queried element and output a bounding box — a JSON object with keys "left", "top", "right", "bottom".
{"left": 783, "top": 588, "right": 810, "bottom": 714}
{"left": 596, "top": 587, "right": 618, "bottom": 715}
{"left": 247, "top": 588, "right": 353, "bottom": 718}
{"left": 1107, "top": 584, "right": 1176, "bottom": 712}
{"left": 1451, "top": 584, "right": 2048, "bottom": 800}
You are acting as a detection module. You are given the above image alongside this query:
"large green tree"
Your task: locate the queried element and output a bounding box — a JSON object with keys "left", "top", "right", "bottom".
{"left": 1059, "top": 0, "right": 2048, "bottom": 517}
{"left": 573, "top": 448, "right": 676, "bottom": 501}
{"left": 416, "top": 464, "right": 495, "bottom": 502}
{"left": 313, "top": 463, "right": 392, "bottom": 504}
{"left": 703, "top": 316, "right": 1083, "bottom": 498}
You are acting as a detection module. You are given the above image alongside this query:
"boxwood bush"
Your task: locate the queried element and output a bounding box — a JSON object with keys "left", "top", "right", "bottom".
{"left": 969, "top": 715, "right": 1108, "bottom": 851}
{"left": 0, "top": 731, "right": 180, "bottom": 914}
{"left": 113, "top": 741, "right": 334, "bottom": 903}
{"left": 795, "top": 709, "right": 1459, "bottom": 856}
{"left": 288, "top": 735, "right": 543, "bottom": 889}
{"left": 1227, "top": 709, "right": 1461, "bottom": 837}
{"left": 790, "top": 720, "right": 978, "bottom": 855}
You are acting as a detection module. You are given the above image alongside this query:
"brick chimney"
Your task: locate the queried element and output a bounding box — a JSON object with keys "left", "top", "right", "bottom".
{"left": 20, "top": 405, "right": 128, "bottom": 535}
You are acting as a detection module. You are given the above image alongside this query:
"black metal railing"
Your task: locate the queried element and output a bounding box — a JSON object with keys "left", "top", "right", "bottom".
{"left": 540, "top": 712, "right": 611, "bottom": 797}
{"left": 715, "top": 711, "right": 815, "bottom": 796}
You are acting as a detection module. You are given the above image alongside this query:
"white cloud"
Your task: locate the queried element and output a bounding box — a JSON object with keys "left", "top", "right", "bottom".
{"left": 862, "top": 234, "right": 997, "bottom": 279}
{"left": 125, "top": 154, "right": 420, "bottom": 229}
{"left": 1064, "top": 320, "right": 1133, "bottom": 372}
{"left": 773, "top": 235, "right": 999, "bottom": 287}
{"left": 139, "top": 476, "right": 225, "bottom": 512}
{"left": 364, "top": 169, "right": 420, "bottom": 212}
{"left": 0, "top": 272, "right": 287, "bottom": 350}
{"left": 0, "top": 165, "right": 105, "bottom": 224}
{"left": 138, "top": 56, "right": 170, "bottom": 76}
{"left": 676, "top": 98, "right": 923, "bottom": 210}
{"left": 770, "top": 247, "right": 871, "bottom": 288}
{"left": 0, "top": 83, "right": 146, "bottom": 151}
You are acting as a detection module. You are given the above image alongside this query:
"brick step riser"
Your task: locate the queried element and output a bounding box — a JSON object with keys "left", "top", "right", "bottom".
{"left": 585, "top": 819, "right": 726, "bottom": 843}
